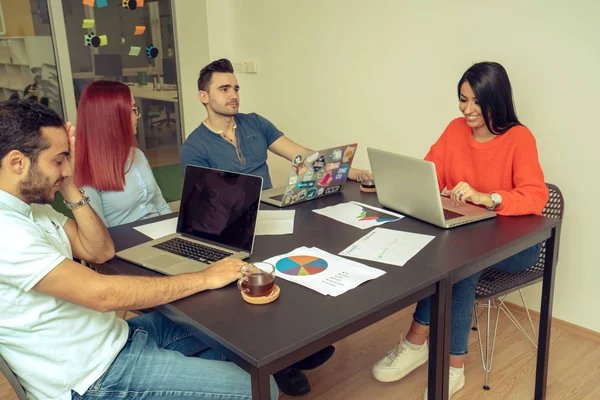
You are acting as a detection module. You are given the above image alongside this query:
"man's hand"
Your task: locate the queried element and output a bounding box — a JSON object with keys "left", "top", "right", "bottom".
{"left": 201, "top": 258, "right": 247, "bottom": 290}
{"left": 60, "top": 122, "right": 78, "bottom": 198}
{"left": 349, "top": 168, "right": 372, "bottom": 182}
{"left": 451, "top": 181, "right": 493, "bottom": 207}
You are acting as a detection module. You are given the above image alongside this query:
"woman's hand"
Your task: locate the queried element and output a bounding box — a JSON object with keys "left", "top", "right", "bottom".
{"left": 450, "top": 181, "right": 490, "bottom": 206}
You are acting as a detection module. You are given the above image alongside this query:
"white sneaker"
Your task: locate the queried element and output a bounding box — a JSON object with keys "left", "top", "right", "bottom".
{"left": 372, "top": 333, "right": 428, "bottom": 383}
{"left": 423, "top": 366, "right": 465, "bottom": 399}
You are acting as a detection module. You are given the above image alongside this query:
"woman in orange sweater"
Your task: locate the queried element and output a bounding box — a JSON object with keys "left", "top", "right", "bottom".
{"left": 372, "top": 62, "right": 549, "bottom": 398}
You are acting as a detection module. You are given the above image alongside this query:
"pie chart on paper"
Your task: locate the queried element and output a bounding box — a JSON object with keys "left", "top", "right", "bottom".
{"left": 276, "top": 255, "right": 329, "bottom": 276}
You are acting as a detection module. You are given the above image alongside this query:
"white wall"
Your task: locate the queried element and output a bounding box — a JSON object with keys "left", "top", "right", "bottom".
{"left": 172, "top": 0, "right": 211, "bottom": 135}
{"left": 180, "top": 0, "right": 600, "bottom": 331}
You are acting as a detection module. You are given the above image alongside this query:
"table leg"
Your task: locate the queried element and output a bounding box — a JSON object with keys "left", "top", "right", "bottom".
{"left": 429, "top": 277, "right": 450, "bottom": 400}
{"left": 251, "top": 367, "right": 272, "bottom": 400}
{"left": 535, "top": 226, "right": 560, "bottom": 399}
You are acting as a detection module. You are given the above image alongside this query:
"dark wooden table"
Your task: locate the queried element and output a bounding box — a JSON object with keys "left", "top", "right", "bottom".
{"left": 100, "top": 182, "right": 561, "bottom": 400}
{"left": 102, "top": 182, "right": 448, "bottom": 400}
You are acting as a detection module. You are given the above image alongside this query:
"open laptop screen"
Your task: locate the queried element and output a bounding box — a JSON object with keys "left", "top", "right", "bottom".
{"left": 177, "top": 166, "right": 263, "bottom": 253}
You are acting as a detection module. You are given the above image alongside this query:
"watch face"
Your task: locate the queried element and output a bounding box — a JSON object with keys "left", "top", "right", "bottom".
{"left": 491, "top": 193, "right": 502, "bottom": 203}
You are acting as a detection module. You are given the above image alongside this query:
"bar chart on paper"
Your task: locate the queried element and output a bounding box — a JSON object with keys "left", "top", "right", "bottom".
{"left": 276, "top": 255, "right": 329, "bottom": 276}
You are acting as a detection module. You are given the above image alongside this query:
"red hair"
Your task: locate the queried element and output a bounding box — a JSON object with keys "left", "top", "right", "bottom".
{"left": 74, "top": 81, "right": 136, "bottom": 191}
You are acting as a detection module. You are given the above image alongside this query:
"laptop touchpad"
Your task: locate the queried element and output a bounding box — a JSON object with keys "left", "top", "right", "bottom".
{"left": 144, "top": 254, "right": 182, "bottom": 268}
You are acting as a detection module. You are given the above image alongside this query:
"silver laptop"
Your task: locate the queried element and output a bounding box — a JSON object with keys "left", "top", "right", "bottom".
{"left": 116, "top": 166, "right": 263, "bottom": 275}
{"left": 262, "top": 143, "right": 358, "bottom": 207}
{"left": 367, "top": 148, "right": 496, "bottom": 229}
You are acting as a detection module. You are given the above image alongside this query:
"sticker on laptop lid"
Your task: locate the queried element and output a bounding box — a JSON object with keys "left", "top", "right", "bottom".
{"left": 313, "top": 155, "right": 326, "bottom": 172}
{"left": 325, "top": 185, "right": 341, "bottom": 194}
{"left": 343, "top": 146, "right": 355, "bottom": 162}
{"left": 328, "top": 148, "right": 343, "bottom": 162}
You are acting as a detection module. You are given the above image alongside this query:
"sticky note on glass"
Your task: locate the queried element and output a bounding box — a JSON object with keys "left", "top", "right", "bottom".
{"left": 98, "top": 35, "right": 108, "bottom": 46}
{"left": 134, "top": 26, "right": 146, "bottom": 35}
{"left": 128, "top": 46, "right": 141, "bottom": 56}
{"left": 82, "top": 0, "right": 95, "bottom": 6}
{"left": 82, "top": 19, "right": 95, "bottom": 29}
{"left": 97, "top": 0, "right": 108, "bottom": 7}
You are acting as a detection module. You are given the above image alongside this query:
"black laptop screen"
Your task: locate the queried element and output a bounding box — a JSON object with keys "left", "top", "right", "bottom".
{"left": 177, "top": 166, "right": 263, "bottom": 253}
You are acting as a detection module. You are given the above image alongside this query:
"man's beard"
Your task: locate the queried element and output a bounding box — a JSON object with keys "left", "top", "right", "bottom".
{"left": 20, "top": 164, "right": 57, "bottom": 204}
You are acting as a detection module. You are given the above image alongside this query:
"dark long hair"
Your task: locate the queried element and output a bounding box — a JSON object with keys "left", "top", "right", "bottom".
{"left": 74, "top": 80, "right": 136, "bottom": 191}
{"left": 458, "top": 62, "right": 521, "bottom": 134}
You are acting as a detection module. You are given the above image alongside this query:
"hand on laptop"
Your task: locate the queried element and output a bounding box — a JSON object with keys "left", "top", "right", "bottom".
{"left": 350, "top": 168, "right": 372, "bottom": 182}
{"left": 202, "top": 258, "right": 247, "bottom": 290}
{"left": 451, "top": 182, "right": 487, "bottom": 206}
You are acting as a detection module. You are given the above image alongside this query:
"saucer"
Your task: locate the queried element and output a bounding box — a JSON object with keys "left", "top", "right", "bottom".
{"left": 241, "top": 284, "right": 280, "bottom": 305}
{"left": 360, "top": 184, "right": 376, "bottom": 193}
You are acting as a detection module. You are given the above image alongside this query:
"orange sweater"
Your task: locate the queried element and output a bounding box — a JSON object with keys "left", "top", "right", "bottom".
{"left": 425, "top": 118, "right": 549, "bottom": 216}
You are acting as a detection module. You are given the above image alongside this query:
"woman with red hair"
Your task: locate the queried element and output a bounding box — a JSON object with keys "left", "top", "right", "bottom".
{"left": 74, "top": 80, "right": 171, "bottom": 227}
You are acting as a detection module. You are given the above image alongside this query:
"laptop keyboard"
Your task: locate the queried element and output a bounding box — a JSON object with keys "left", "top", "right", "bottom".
{"left": 443, "top": 209, "right": 465, "bottom": 220}
{"left": 153, "top": 238, "right": 233, "bottom": 263}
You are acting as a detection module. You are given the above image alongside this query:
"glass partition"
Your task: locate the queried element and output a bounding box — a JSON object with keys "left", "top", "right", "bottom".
{"left": 61, "top": 0, "right": 181, "bottom": 167}
{"left": 0, "top": 0, "right": 63, "bottom": 117}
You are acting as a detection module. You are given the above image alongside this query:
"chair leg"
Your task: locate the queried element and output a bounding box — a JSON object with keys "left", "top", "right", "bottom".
{"left": 519, "top": 289, "right": 538, "bottom": 343}
{"left": 475, "top": 299, "right": 501, "bottom": 391}
{"left": 498, "top": 295, "right": 538, "bottom": 348}
{"left": 472, "top": 301, "right": 479, "bottom": 331}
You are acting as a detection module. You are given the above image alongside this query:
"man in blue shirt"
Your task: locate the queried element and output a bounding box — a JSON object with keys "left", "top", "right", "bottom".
{"left": 180, "top": 59, "right": 369, "bottom": 190}
{"left": 181, "top": 59, "right": 350, "bottom": 395}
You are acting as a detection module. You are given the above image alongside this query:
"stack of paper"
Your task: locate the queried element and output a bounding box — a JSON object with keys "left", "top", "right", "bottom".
{"left": 255, "top": 210, "right": 295, "bottom": 235}
{"left": 261, "top": 246, "right": 386, "bottom": 296}
{"left": 313, "top": 201, "right": 403, "bottom": 229}
{"left": 133, "top": 210, "right": 295, "bottom": 239}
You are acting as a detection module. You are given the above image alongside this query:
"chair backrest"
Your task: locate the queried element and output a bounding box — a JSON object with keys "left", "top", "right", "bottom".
{"left": 475, "top": 183, "right": 565, "bottom": 299}
{"left": 535, "top": 183, "right": 565, "bottom": 268}
{"left": 0, "top": 353, "right": 28, "bottom": 400}
{"left": 541, "top": 183, "right": 564, "bottom": 220}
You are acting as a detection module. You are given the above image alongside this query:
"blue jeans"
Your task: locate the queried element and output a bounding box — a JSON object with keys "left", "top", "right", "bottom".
{"left": 72, "top": 312, "right": 279, "bottom": 399}
{"left": 413, "top": 243, "right": 542, "bottom": 356}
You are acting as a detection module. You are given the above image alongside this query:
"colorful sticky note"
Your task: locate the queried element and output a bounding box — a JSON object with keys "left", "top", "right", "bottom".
{"left": 134, "top": 26, "right": 146, "bottom": 35}
{"left": 98, "top": 35, "right": 108, "bottom": 46}
{"left": 138, "top": 0, "right": 145, "bottom": 6}
{"left": 82, "top": 19, "right": 95, "bottom": 29}
{"left": 82, "top": 0, "right": 95, "bottom": 6}
{"left": 97, "top": 0, "right": 108, "bottom": 7}
{"left": 128, "top": 46, "right": 141, "bottom": 56}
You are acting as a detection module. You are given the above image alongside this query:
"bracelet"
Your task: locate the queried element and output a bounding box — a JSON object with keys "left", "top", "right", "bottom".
{"left": 63, "top": 189, "right": 91, "bottom": 210}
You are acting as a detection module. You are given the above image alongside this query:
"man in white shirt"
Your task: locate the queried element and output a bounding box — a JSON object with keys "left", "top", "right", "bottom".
{"left": 0, "top": 100, "right": 278, "bottom": 400}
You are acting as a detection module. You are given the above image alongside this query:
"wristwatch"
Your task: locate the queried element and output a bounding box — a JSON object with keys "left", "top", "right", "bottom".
{"left": 488, "top": 193, "right": 502, "bottom": 211}
{"left": 63, "top": 189, "right": 91, "bottom": 210}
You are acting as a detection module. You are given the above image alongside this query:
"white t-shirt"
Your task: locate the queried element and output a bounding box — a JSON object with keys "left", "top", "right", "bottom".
{"left": 0, "top": 190, "right": 128, "bottom": 400}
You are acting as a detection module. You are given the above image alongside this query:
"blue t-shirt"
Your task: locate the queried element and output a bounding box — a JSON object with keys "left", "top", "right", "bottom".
{"left": 180, "top": 113, "right": 283, "bottom": 189}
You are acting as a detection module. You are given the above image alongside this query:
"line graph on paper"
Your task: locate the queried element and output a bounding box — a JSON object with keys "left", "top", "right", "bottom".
{"left": 340, "top": 228, "right": 435, "bottom": 267}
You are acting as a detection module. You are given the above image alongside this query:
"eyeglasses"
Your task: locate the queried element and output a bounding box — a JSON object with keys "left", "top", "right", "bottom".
{"left": 132, "top": 104, "right": 141, "bottom": 117}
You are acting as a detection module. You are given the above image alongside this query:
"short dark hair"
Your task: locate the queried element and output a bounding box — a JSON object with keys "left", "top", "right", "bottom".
{"left": 197, "top": 58, "right": 234, "bottom": 92}
{"left": 458, "top": 62, "right": 521, "bottom": 134}
{"left": 0, "top": 100, "right": 63, "bottom": 167}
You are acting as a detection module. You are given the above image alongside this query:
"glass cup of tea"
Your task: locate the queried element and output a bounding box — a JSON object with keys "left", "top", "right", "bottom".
{"left": 237, "top": 262, "right": 276, "bottom": 297}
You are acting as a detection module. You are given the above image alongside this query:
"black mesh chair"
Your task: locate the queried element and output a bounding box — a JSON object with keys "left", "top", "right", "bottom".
{"left": 0, "top": 353, "right": 28, "bottom": 400}
{"left": 472, "top": 183, "right": 564, "bottom": 390}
